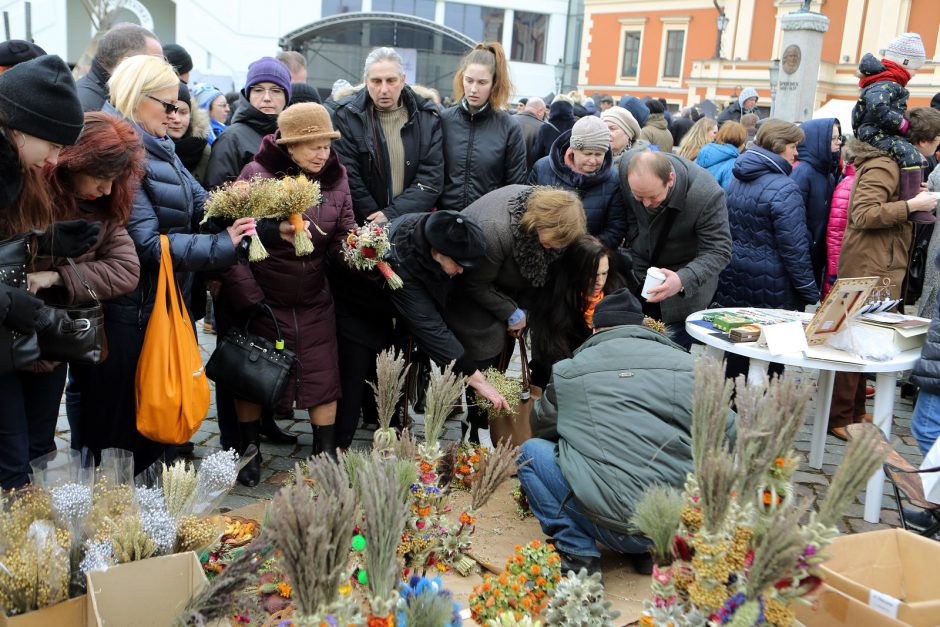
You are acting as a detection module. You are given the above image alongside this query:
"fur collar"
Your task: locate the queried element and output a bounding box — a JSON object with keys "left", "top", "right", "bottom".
{"left": 508, "top": 188, "right": 562, "bottom": 287}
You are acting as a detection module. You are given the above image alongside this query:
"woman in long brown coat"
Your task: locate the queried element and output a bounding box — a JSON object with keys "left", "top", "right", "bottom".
{"left": 223, "top": 103, "right": 356, "bottom": 485}
{"left": 826, "top": 107, "right": 940, "bottom": 440}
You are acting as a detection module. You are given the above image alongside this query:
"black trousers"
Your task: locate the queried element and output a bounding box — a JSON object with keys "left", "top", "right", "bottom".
{"left": 335, "top": 334, "right": 381, "bottom": 449}
{"left": 70, "top": 320, "right": 168, "bottom": 475}
{"left": 0, "top": 364, "right": 68, "bottom": 489}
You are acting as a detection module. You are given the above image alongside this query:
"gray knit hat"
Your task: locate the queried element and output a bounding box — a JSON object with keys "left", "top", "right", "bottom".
{"left": 601, "top": 106, "right": 641, "bottom": 142}
{"left": 569, "top": 115, "right": 610, "bottom": 152}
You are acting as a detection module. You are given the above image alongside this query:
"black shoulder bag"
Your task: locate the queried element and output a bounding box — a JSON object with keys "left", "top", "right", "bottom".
{"left": 0, "top": 236, "right": 40, "bottom": 373}
{"left": 205, "top": 304, "right": 296, "bottom": 408}
{"left": 37, "top": 259, "right": 107, "bottom": 364}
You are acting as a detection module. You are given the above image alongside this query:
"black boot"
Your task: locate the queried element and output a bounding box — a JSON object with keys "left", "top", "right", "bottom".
{"left": 313, "top": 424, "right": 337, "bottom": 460}
{"left": 260, "top": 410, "right": 298, "bottom": 444}
{"left": 236, "top": 421, "right": 262, "bottom": 487}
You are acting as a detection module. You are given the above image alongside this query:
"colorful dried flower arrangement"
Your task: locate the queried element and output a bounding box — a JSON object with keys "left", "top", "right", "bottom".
{"left": 343, "top": 223, "right": 403, "bottom": 289}
{"left": 632, "top": 357, "right": 888, "bottom": 626}
{"left": 468, "top": 540, "right": 563, "bottom": 625}
{"left": 452, "top": 443, "right": 488, "bottom": 491}
{"left": 202, "top": 174, "right": 323, "bottom": 260}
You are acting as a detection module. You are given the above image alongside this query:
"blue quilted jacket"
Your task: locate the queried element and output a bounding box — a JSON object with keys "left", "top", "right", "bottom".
{"left": 715, "top": 146, "right": 819, "bottom": 309}
{"left": 695, "top": 142, "right": 740, "bottom": 190}
{"left": 104, "top": 104, "right": 238, "bottom": 327}
{"left": 791, "top": 118, "right": 839, "bottom": 284}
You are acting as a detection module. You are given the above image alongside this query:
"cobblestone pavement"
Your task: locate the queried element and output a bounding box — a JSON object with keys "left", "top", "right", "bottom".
{"left": 53, "top": 326, "right": 927, "bottom": 531}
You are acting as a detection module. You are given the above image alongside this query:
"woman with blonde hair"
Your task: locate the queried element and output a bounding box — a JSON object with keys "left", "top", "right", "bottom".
{"left": 444, "top": 185, "right": 586, "bottom": 441}
{"left": 78, "top": 55, "right": 255, "bottom": 473}
{"left": 438, "top": 42, "right": 527, "bottom": 212}
{"left": 677, "top": 117, "right": 718, "bottom": 161}
{"left": 696, "top": 121, "right": 747, "bottom": 189}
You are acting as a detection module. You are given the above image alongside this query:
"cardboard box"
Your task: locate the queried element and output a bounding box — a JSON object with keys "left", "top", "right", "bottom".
{"left": 815, "top": 529, "right": 940, "bottom": 627}
{"left": 794, "top": 584, "right": 908, "bottom": 626}
{"left": 857, "top": 320, "right": 928, "bottom": 352}
{"left": 0, "top": 596, "right": 86, "bottom": 627}
{"left": 86, "top": 552, "right": 208, "bottom": 627}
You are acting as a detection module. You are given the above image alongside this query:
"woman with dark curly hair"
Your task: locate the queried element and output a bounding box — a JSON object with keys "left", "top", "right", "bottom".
{"left": 529, "top": 235, "right": 624, "bottom": 389}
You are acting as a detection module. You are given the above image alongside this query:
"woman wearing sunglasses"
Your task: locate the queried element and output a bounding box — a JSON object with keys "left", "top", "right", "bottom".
{"left": 80, "top": 55, "right": 255, "bottom": 474}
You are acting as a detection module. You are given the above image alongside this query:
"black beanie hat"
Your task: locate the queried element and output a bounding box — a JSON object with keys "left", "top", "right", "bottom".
{"left": 288, "top": 82, "right": 321, "bottom": 106}
{"left": 0, "top": 55, "right": 83, "bottom": 146}
{"left": 592, "top": 288, "right": 644, "bottom": 329}
{"left": 0, "top": 40, "right": 46, "bottom": 68}
{"left": 424, "top": 210, "right": 486, "bottom": 268}
{"left": 177, "top": 81, "right": 192, "bottom": 107}
{"left": 164, "top": 43, "right": 193, "bottom": 76}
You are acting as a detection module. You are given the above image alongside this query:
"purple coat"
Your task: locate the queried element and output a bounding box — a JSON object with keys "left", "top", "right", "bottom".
{"left": 222, "top": 133, "right": 357, "bottom": 410}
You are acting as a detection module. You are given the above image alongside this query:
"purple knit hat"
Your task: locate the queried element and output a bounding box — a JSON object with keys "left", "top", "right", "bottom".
{"left": 242, "top": 57, "right": 292, "bottom": 100}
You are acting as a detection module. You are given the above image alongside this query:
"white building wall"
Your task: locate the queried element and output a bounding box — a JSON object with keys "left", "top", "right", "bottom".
{"left": 1, "top": 0, "right": 567, "bottom": 97}
{"left": 0, "top": 0, "right": 67, "bottom": 58}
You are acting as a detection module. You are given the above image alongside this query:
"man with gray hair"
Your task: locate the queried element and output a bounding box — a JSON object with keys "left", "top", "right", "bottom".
{"left": 512, "top": 96, "right": 549, "bottom": 173}
{"left": 329, "top": 46, "right": 444, "bottom": 449}
{"left": 76, "top": 23, "right": 163, "bottom": 112}
{"left": 331, "top": 46, "right": 443, "bottom": 224}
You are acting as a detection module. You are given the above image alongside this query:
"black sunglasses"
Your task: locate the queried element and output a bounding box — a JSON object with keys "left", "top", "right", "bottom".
{"left": 146, "top": 94, "right": 179, "bottom": 115}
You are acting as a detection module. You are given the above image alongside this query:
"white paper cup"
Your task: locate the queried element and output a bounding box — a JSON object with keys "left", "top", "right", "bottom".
{"left": 641, "top": 267, "right": 666, "bottom": 300}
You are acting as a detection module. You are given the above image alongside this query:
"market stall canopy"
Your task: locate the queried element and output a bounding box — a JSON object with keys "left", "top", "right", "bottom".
{"left": 813, "top": 99, "right": 856, "bottom": 137}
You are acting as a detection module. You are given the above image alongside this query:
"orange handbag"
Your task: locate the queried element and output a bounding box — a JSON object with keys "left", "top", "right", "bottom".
{"left": 135, "top": 234, "right": 210, "bottom": 444}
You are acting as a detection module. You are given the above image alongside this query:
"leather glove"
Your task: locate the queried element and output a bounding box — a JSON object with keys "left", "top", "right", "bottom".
{"left": 2, "top": 284, "right": 43, "bottom": 334}
{"left": 36, "top": 220, "right": 102, "bottom": 257}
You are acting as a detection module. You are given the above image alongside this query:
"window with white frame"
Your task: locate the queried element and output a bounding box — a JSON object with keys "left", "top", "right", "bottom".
{"left": 662, "top": 29, "right": 685, "bottom": 78}
{"left": 620, "top": 30, "right": 641, "bottom": 79}
{"left": 657, "top": 16, "right": 690, "bottom": 83}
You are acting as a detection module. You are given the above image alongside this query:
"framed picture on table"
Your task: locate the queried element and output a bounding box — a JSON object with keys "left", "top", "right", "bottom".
{"left": 804, "top": 276, "right": 879, "bottom": 345}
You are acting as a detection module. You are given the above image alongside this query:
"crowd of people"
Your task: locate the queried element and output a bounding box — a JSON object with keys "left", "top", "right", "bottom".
{"left": 2, "top": 23, "right": 940, "bottom": 575}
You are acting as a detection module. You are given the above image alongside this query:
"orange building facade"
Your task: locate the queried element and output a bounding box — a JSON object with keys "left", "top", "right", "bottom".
{"left": 578, "top": 0, "right": 940, "bottom": 111}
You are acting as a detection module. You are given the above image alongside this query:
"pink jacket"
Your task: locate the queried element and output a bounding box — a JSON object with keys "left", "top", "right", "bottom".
{"left": 823, "top": 163, "right": 856, "bottom": 297}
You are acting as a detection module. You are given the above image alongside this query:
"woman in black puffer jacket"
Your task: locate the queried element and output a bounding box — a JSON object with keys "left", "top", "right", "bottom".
{"left": 438, "top": 42, "right": 527, "bottom": 212}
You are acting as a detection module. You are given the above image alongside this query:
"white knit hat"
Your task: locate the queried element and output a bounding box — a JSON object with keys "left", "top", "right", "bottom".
{"left": 570, "top": 115, "right": 611, "bottom": 152}
{"left": 884, "top": 33, "right": 926, "bottom": 70}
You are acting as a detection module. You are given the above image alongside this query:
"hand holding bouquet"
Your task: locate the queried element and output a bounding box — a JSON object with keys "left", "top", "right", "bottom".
{"left": 341, "top": 224, "right": 403, "bottom": 289}
{"left": 202, "top": 175, "right": 322, "bottom": 261}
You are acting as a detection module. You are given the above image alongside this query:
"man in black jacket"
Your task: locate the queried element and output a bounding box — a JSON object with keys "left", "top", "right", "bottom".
{"left": 331, "top": 46, "right": 443, "bottom": 224}
{"left": 386, "top": 211, "right": 508, "bottom": 411}
{"left": 76, "top": 24, "right": 162, "bottom": 112}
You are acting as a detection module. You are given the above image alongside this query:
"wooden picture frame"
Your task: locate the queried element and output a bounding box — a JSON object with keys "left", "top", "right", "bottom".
{"left": 804, "top": 277, "right": 879, "bottom": 345}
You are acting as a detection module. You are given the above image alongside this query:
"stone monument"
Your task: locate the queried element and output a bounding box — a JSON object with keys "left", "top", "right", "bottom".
{"left": 773, "top": 8, "right": 830, "bottom": 122}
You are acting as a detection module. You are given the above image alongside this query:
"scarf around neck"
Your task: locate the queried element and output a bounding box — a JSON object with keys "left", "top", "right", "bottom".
{"left": 508, "top": 188, "right": 563, "bottom": 287}
{"left": 858, "top": 59, "right": 911, "bottom": 89}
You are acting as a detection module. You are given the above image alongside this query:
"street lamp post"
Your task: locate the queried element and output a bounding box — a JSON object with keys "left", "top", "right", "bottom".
{"left": 768, "top": 58, "right": 780, "bottom": 118}
{"left": 714, "top": 1, "right": 729, "bottom": 59}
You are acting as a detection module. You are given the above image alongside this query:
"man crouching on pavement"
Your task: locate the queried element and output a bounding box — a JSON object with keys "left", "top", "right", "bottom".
{"left": 516, "top": 288, "right": 694, "bottom": 577}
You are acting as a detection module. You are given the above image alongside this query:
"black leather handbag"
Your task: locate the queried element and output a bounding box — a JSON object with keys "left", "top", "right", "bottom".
{"left": 37, "top": 258, "right": 107, "bottom": 364}
{"left": 0, "top": 235, "right": 40, "bottom": 374}
{"left": 205, "top": 304, "right": 296, "bottom": 407}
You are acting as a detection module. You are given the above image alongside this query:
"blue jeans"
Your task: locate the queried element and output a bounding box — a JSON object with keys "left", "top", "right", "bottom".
{"left": 517, "top": 438, "right": 651, "bottom": 558}
{"left": 912, "top": 389, "right": 940, "bottom": 455}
